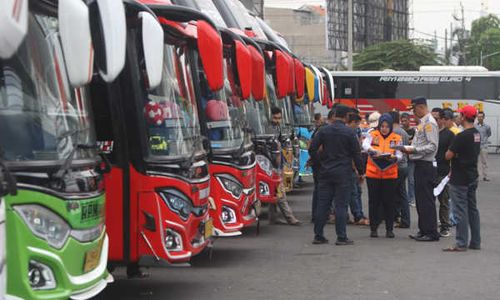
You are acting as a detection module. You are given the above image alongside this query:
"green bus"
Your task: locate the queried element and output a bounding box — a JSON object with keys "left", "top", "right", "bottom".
{"left": 0, "top": 0, "right": 127, "bottom": 299}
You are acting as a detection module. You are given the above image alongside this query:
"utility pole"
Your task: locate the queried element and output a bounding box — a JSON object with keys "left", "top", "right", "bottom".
{"left": 347, "top": 0, "right": 353, "bottom": 71}
{"left": 445, "top": 29, "right": 448, "bottom": 64}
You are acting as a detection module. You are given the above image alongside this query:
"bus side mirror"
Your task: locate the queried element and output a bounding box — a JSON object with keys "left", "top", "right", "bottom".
{"left": 59, "top": 0, "right": 94, "bottom": 87}
{"left": 140, "top": 12, "right": 164, "bottom": 89}
{"left": 197, "top": 20, "right": 224, "bottom": 92}
{"left": 305, "top": 66, "right": 317, "bottom": 102}
{"left": 0, "top": 0, "right": 28, "bottom": 59}
{"left": 284, "top": 53, "right": 295, "bottom": 96}
{"left": 294, "top": 59, "right": 305, "bottom": 99}
{"left": 235, "top": 41, "right": 252, "bottom": 100}
{"left": 274, "top": 50, "right": 289, "bottom": 99}
{"left": 249, "top": 46, "right": 265, "bottom": 101}
{"left": 89, "top": 0, "right": 127, "bottom": 83}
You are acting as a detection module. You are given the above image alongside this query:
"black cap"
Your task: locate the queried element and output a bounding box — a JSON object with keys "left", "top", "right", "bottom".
{"left": 407, "top": 96, "right": 427, "bottom": 109}
{"left": 440, "top": 109, "right": 454, "bottom": 120}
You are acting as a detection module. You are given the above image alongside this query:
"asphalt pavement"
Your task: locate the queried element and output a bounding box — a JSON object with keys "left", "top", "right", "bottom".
{"left": 95, "top": 155, "right": 500, "bottom": 300}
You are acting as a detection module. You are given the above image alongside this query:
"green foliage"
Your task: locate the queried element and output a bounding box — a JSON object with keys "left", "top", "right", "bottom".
{"left": 466, "top": 14, "right": 500, "bottom": 70}
{"left": 353, "top": 40, "right": 441, "bottom": 71}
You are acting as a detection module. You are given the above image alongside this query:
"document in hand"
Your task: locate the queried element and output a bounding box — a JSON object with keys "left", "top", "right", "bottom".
{"left": 433, "top": 175, "right": 450, "bottom": 197}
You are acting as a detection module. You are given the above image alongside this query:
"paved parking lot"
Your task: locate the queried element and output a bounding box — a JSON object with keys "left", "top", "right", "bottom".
{"left": 96, "top": 155, "right": 500, "bottom": 300}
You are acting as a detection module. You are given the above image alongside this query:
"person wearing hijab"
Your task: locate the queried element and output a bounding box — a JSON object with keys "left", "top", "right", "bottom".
{"left": 362, "top": 113, "right": 403, "bottom": 238}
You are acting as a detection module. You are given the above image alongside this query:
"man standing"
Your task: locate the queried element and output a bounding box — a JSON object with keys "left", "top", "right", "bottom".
{"left": 444, "top": 105, "right": 481, "bottom": 252}
{"left": 401, "top": 112, "right": 416, "bottom": 206}
{"left": 309, "top": 105, "right": 364, "bottom": 245}
{"left": 309, "top": 113, "right": 324, "bottom": 222}
{"left": 435, "top": 109, "right": 455, "bottom": 237}
{"left": 475, "top": 111, "right": 491, "bottom": 181}
{"left": 389, "top": 111, "right": 410, "bottom": 229}
{"left": 403, "top": 97, "right": 440, "bottom": 241}
{"left": 268, "top": 107, "right": 301, "bottom": 225}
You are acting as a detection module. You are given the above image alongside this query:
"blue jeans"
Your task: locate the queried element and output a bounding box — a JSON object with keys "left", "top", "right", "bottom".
{"left": 407, "top": 161, "right": 415, "bottom": 202}
{"left": 397, "top": 166, "right": 410, "bottom": 226}
{"left": 314, "top": 176, "right": 351, "bottom": 240}
{"left": 349, "top": 172, "right": 365, "bottom": 220}
{"left": 449, "top": 182, "right": 481, "bottom": 248}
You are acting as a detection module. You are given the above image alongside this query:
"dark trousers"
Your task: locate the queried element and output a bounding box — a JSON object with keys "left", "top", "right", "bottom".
{"left": 396, "top": 166, "right": 410, "bottom": 227}
{"left": 437, "top": 174, "right": 451, "bottom": 231}
{"left": 311, "top": 173, "right": 319, "bottom": 221}
{"left": 314, "top": 176, "right": 351, "bottom": 240}
{"left": 414, "top": 161, "right": 440, "bottom": 239}
{"left": 367, "top": 178, "right": 397, "bottom": 232}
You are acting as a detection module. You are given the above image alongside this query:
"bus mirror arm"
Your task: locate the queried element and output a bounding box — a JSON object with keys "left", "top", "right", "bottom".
{"left": 96, "top": 153, "right": 112, "bottom": 174}
{"left": 0, "top": 159, "right": 17, "bottom": 196}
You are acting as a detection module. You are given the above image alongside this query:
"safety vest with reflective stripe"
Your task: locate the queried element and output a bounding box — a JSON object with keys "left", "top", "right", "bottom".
{"left": 366, "top": 130, "right": 401, "bottom": 179}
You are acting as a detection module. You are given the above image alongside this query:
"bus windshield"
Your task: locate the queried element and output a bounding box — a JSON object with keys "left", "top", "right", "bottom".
{"left": 196, "top": 53, "right": 244, "bottom": 151}
{"left": 145, "top": 45, "right": 203, "bottom": 160}
{"left": 0, "top": 15, "right": 97, "bottom": 165}
{"left": 294, "top": 103, "right": 312, "bottom": 127}
{"left": 266, "top": 75, "right": 292, "bottom": 136}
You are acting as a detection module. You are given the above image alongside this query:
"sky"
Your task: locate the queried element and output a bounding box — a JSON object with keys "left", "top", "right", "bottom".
{"left": 265, "top": 0, "right": 500, "bottom": 50}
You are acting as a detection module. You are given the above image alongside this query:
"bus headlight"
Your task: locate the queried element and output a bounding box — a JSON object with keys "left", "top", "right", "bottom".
{"left": 14, "top": 205, "right": 70, "bottom": 249}
{"left": 216, "top": 175, "right": 243, "bottom": 199}
{"left": 256, "top": 155, "right": 272, "bottom": 176}
{"left": 28, "top": 260, "right": 56, "bottom": 290}
{"left": 158, "top": 189, "right": 193, "bottom": 220}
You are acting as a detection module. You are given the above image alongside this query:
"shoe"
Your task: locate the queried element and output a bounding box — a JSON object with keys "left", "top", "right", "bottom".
{"left": 370, "top": 230, "right": 378, "bottom": 238}
{"left": 355, "top": 218, "right": 370, "bottom": 226}
{"left": 288, "top": 218, "right": 302, "bottom": 226}
{"left": 409, "top": 201, "right": 416, "bottom": 207}
{"left": 483, "top": 177, "right": 490, "bottom": 182}
{"left": 312, "top": 236, "right": 329, "bottom": 244}
{"left": 440, "top": 229, "right": 450, "bottom": 237}
{"left": 442, "top": 245, "right": 467, "bottom": 252}
{"left": 468, "top": 244, "right": 481, "bottom": 250}
{"left": 414, "top": 235, "right": 439, "bottom": 242}
{"left": 396, "top": 223, "right": 410, "bottom": 229}
{"left": 386, "top": 230, "right": 395, "bottom": 238}
{"left": 335, "top": 238, "right": 354, "bottom": 246}
{"left": 409, "top": 232, "right": 424, "bottom": 240}
{"left": 270, "top": 218, "right": 288, "bottom": 225}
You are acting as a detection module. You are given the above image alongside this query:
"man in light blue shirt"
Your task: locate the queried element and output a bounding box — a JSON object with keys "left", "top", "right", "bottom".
{"left": 475, "top": 111, "right": 491, "bottom": 181}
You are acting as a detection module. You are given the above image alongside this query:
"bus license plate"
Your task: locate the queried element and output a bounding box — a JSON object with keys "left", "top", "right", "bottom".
{"left": 83, "top": 239, "right": 103, "bottom": 273}
{"left": 204, "top": 219, "right": 213, "bottom": 239}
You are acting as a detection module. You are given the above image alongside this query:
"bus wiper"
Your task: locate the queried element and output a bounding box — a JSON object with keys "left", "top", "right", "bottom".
{"left": 54, "top": 127, "right": 94, "bottom": 179}
{"left": 54, "top": 143, "right": 96, "bottom": 179}
{"left": 0, "top": 148, "right": 18, "bottom": 196}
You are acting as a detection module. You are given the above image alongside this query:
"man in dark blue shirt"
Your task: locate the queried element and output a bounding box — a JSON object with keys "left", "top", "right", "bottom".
{"left": 309, "top": 105, "right": 364, "bottom": 245}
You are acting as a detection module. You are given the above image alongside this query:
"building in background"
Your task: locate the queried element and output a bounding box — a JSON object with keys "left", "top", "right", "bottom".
{"left": 240, "top": 0, "right": 263, "bottom": 18}
{"left": 264, "top": 5, "right": 335, "bottom": 69}
{"left": 327, "top": 0, "right": 410, "bottom": 68}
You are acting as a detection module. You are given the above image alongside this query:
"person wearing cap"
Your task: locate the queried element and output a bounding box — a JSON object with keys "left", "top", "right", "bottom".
{"left": 475, "top": 111, "right": 491, "bottom": 182}
{"left": 435, "top": 108, "right": 455, "bottom": 237}
{"left": 403, "top": 97, "right": 440, "bottom": 242}
{"left": 309, "top": 104, "right": 364, "bottom": 245}
{"left": 443, "top": 105, "right": 482, "bottom": 252}
{"left": 363, "top": 113, "right": 403, "bottom": 238}
{"left": 368, "top": 112, "right": 381, "bottom": 130}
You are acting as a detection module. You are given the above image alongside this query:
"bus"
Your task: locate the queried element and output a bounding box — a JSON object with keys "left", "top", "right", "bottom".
{"left": 0, "top": 0, "right": 127, "bottom": 298}
{"left": 328, "top": 70, "right": 500, "bottom": 149}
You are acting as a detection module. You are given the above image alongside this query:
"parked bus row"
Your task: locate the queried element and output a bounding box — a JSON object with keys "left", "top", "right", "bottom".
{"left": 0, "top": 0, "right": 336, "bottom": 299}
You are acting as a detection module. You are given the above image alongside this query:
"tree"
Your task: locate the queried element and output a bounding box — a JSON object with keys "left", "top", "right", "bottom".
{"left": 466, "top": 14, "right": 500, "bottom": 70}
{"left": 353, "top": 40, "right": 441, "bottom": 71}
